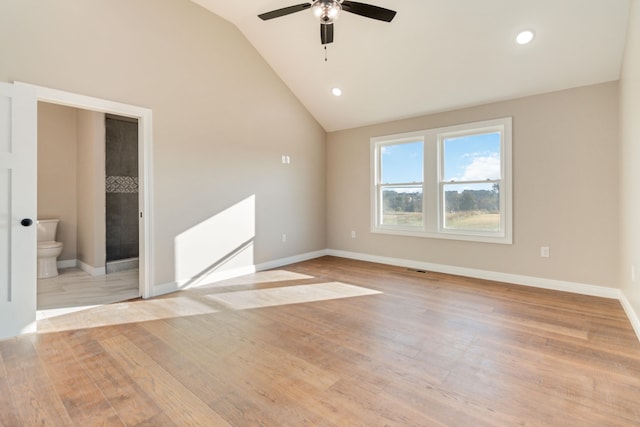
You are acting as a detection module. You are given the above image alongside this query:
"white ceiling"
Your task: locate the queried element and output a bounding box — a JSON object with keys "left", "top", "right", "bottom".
{"left": 191, "top": 0, "right": 630, "bottom": 132}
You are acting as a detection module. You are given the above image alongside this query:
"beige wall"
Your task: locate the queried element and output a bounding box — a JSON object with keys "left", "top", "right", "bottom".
{"left": 76, "top": 110, "right": 106, "bottom": 269}
{"left": 37, "top": 102, "right": 77, "bottom": 261}
{"left": 620, "top": 0, "right": 640, "bottom": 316}
{"left": 327, "top": 82, "right": 620, "bottom": 288}
{"left": 11, "top": 0, "right": 629, "bottom": 298}
{"left": 0, "top": 0, "right": 326, "bottom": 289}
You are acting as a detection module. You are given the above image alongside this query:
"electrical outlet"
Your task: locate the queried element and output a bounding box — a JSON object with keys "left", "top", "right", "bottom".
{"left": 281, "top": 233, "right": 287, "bottom": 243}
{"left": 540, "top": 246, "right": 550, "bottom": 258}
{"left": 281, "top": 155, "right": 291, "bottom": 164}
{"left": 351, "top": 230, "right": 356, "bottom": 238}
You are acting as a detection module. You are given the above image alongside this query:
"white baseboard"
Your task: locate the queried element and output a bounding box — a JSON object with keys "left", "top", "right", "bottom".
{"left": 57, "top": 259, "right": 77, "bottom": 269}
{"left": 619, "top": 293, "right": 640, "bottom": 342}
{"left": 152, "top": 249, "right": 329, "bottom": 298}
{"left": 152, "top": 248, "right": 620, "bottom": 299}
{"left": 77, "top": 260, "right": 106, "bottom": 277}
{"left": 326, "top": 249, "right": 621, "bottom": 299}
{"left": 254, "top": 249, "right": 329, "bottom": 272}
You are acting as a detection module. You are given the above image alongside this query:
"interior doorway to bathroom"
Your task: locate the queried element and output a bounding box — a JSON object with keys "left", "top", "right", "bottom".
{"left": 36, "top": 106, "right": 141, "bottom": 316}
{"left": 28, "top": 83, "right": 152, "bottom": 318}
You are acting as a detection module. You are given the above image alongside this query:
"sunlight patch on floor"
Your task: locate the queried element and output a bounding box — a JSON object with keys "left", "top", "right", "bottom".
{"left": 197, "top": 270, "right": 315, "bottom": 288}
{"left": 206, "top": 282, "right": 382, "bottom": 310}
{"left": 37, "top": 281, "right": 382, "bottom": 333}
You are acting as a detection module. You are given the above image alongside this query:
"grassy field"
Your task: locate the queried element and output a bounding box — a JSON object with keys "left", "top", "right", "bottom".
{"left": 383, "top": 211, "right": 499, "bottom": 231}
{"left": 445, "top": 211, "right": 500, "bottom": 231}
{"left": 382, "top": 212, "right": 423, "bottom": 226}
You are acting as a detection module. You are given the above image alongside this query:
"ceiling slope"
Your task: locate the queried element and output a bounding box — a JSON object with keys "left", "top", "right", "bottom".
{"left": 192, "top": 0, "right": 630, "bottom": 131}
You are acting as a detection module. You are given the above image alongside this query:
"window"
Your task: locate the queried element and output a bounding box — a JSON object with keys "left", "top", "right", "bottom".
{"left": 371, "top": 117, "right": 512, "bottom": 244}
{"left": 379, "top": 140, "right": 424, "bottom": 228}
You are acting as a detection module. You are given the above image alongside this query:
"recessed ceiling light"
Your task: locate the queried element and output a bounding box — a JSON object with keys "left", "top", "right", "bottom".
{"left": 516, "top": 30, "right": 535, "bottom": 45}
{"left": 332, "top": 87, "right": 342, "bottom": 97}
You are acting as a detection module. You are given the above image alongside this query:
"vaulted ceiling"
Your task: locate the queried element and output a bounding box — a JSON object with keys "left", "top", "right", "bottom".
{"left": 192, "top": 0, "right": 630, "bottom": 131}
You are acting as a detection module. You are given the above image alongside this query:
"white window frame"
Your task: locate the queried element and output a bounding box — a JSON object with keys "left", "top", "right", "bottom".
{"left": 371, "top": 117, "right": 512, "bottom": 244}
{"left": 374, "top": 135, "right": 426, "bottom": 233}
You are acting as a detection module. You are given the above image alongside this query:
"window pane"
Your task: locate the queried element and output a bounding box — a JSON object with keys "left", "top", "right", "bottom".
{"left": 382, "top": 187, "right": 423, "bottom": 226}
{"left": 381, "top": 141, "right": 423, "bottom": 184}
{"left": 443, "top": 183, "right": 500, "bottom": 231}
{"left": 443, "top": 132, "right": 500, "bottom": 182}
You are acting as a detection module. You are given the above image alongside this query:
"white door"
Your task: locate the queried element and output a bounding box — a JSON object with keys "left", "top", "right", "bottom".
{"left": 0, "top": 82, "right": 37, "bottom": 340}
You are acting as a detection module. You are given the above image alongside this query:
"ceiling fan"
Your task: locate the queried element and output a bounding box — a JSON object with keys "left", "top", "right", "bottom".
{"left": 258, "top": 0, "right": 397, "bottom": 45}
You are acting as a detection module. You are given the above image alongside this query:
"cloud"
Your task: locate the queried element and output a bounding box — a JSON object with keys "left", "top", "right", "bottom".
{"left": 458, "top": 153, "right": 500, "bottom": 181}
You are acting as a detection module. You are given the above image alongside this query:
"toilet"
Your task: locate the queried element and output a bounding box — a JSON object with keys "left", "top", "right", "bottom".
{"left": 37, "top": 219, "right": 64, "bottom": 279}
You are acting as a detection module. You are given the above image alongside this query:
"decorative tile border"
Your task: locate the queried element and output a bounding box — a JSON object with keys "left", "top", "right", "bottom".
{"left": 106, "top": 176, "right": 138, "bottom": 194}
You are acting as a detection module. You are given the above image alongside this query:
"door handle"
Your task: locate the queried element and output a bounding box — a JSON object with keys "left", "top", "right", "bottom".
{"left": 20, "top": 218, "right": 33, "bottom": 227}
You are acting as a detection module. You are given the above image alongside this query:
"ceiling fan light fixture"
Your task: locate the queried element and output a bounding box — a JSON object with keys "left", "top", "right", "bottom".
{"left": 312, "top": 0, "right": 342, "bottom": 24}
{"left": 332, "top": 87, "right": 343, "bottom": 96}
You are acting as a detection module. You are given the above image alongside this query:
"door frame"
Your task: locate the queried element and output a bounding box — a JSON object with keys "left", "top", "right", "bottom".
{"left": 17, "top": 82, "right": 153, "bottom": 299}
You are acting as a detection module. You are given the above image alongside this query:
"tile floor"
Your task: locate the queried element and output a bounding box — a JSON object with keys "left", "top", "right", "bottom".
{"left": 37, "top": 267, "right": 140, "bottom": 321}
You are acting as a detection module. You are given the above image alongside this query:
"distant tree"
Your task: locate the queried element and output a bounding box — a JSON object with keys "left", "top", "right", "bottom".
{"left": 383, "top": 190, "right": 422, "bottom": 212}
{"left": 459, "top": 190, "right": 477, "bottom": 211}
{"left": 474, "top": 189, "right": 499, "bottom": 212}
{"left": 388, "top": 188, "right": 498, "bottom": 214}
{"left": 445, "top": 191, "right": 461, "bottom": 212}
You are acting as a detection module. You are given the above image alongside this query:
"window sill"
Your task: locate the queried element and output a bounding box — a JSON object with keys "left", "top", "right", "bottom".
{"left": 371, "top": 227, "right": 512, "bottom": 245}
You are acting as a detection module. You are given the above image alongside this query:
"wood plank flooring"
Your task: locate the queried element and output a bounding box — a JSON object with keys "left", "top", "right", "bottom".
{"left": 2, "top": 256, "right": 640, "bottom": 426}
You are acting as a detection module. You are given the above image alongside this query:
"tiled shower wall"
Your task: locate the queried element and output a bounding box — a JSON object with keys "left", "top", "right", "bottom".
{"left": 105, "top": 115, "right": 138, "bottom": 262}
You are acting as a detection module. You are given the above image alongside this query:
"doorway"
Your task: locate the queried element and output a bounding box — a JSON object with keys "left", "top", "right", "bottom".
{"left": 36, "top": 106, "right": 143, "bottom": 315}
{"left": 24, "top": 83, "right": 153, "bottom": 307}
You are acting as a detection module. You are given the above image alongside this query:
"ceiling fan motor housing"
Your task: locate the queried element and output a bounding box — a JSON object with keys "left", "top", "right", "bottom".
{"left": 312, "top": 0, "right": 342, "bottom": 24}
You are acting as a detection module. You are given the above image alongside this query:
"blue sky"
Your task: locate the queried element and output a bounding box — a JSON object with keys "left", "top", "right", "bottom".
{"left": 381, "top": 133, "right": 500, "bottom": 184}
{"left": 443, "top": 132, "right": 501, "bottom": 182}
{"left": 381, "top": 141, "right": 423, "bottom": 183}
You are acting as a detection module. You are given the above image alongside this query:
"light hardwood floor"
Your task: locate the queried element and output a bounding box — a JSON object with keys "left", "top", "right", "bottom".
{"left": 3, "top": 256, "right": 640, "bottom": 426}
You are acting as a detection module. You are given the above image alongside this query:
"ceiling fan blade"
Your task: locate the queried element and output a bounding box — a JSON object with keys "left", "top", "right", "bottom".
{"left": 320, "top": 23, "right": 334, "bottom": 44}
{"left": 341, "top": 1, "right": 396, "bottom": 22}
{"left": 258, "top": 3, "right": 311, "bottom": 21}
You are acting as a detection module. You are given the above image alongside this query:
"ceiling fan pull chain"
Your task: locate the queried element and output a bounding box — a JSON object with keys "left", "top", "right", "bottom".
{"left": 324, "top": 46, "right": 328, "bottom": 62}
